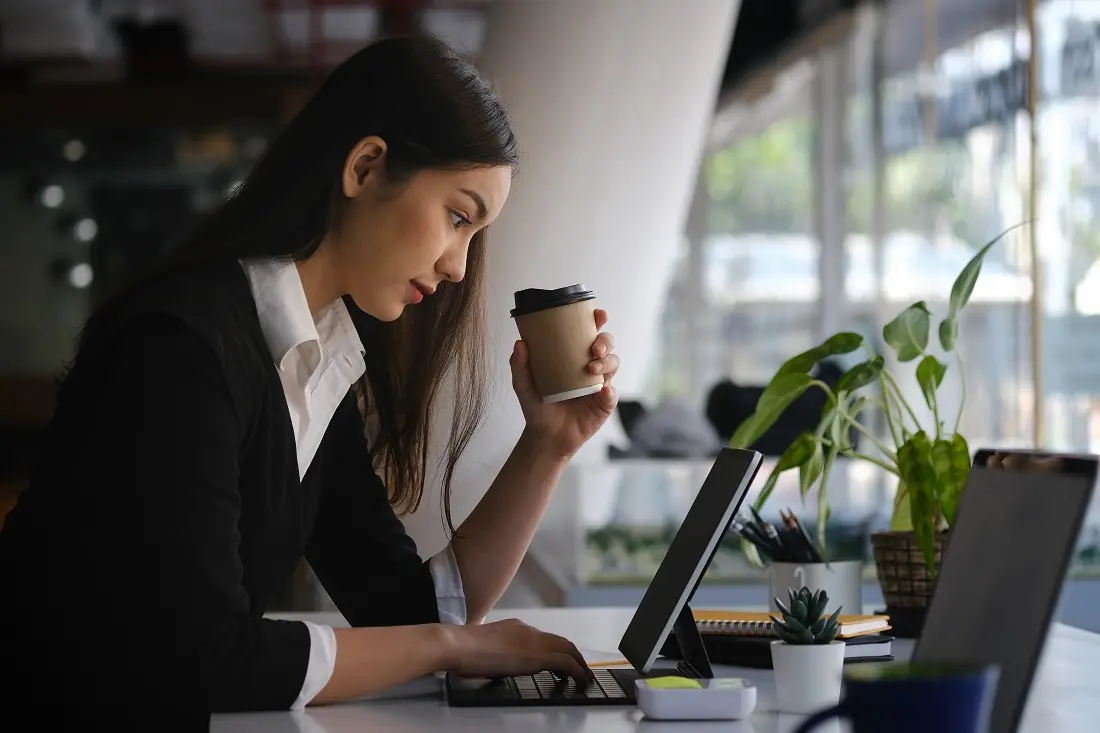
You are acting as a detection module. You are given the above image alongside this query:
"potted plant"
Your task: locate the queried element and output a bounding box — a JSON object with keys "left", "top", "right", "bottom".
{"left": 770, "top": 586, "right": 845, "bottom": 714}
{"left": 729, "top": 226, "right": 1020, "bottom": 635}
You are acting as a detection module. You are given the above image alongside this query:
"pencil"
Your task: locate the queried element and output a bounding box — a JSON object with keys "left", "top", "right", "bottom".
{"left": 786, "top": 508, "right": 823, "bottom": 562}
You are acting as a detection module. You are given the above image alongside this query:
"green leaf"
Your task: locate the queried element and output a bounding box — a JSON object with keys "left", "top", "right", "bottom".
{"left": 750, "top": 432, "right": 818, "bottom": 515}
{"left": 740, "top": 537, "right": 764, "bottom": 568}
{"left": 779, "top": 433, "right": 818, "bottom": 471}
{"left": 915, "top": 355, "right": 947, "bottom": 412}
{"left": 938, "top": 223, "right": 1024, "bottom": 351}
{"left": 814, "top": 394, "right": 840, "bottom": 442}
{"left": 772, "top": 617, "right": 801, "bottom": 644}
{"left": 775, "top": 349, "right": 825, "bottom": 378}
{"left": 938, "top": 318, "right": 958, "bottom": 352}
{"left": 783, "top": 614, "right": 809, "bottom": 635}
{"left": 809, "top": 591, "right": 829, "bottom": 622}
{"left": 828, "top": 392, "right": 864, "bottom": 452}
{"left": 889, "top": 482, "right": 913, "bottom": 531}
{"left": 931, "top": 434, "right": 971, "bottom": 526}
{"left": 749, "top": 465, "right": 784, "bottom": 516}
{"left": 728, "top": 414, "right": 764, "bottom": 450}
{"left": 775, "top": 347, "right": 828, "bottom": 378}
{"left": 816, "top": 443, "right": 840, "bottom": 556}
{"left": 883, "top": 301, "right": 932, "bottom": 362}
{"left": 799, "top": 442, "right": 825, "bottom": 499}
{"left": 773, "top": 598, "right": 792, "bottom": 617}
{"left": 775, "top": 332, "right": 864, "bottom": 378}
{"left": 832, "top": 393, "right": 868, "bottom": 453}
{"left": 776, "top": 627, "right": 800, "bottom": 644}
{"left": 897, "top": 431, "right": 938, "bottom": 575}
{"left": 835, "top": 356, "right": 885, "bottom": 393}
{"left": 820, "top": 331, "right": 864, "bottom": 356}
{"left": 820, "top": 607, "right": 842, "bottom": 643}
{"left": 729, "top": 373, "right": 816, "bottom": 449}
{"left": 948, "top": 227, "right": 1019, "bottom": 320}
{"left": 791, "top": 597, "right": 808, "bottom": 620}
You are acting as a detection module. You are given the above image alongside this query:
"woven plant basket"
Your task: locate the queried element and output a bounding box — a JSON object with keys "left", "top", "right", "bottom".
{"left": 871, "top": 530, "right": 948, "bottom": 637}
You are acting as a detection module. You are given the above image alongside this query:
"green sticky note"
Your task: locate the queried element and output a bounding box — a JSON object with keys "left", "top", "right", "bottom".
{"left": 644, "top": 676, "right": 703, "bottom": 689}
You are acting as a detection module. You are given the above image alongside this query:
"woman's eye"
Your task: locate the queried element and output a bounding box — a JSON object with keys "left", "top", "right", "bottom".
{"left": 449, "top": 210, "right": 471, "bottom": 229}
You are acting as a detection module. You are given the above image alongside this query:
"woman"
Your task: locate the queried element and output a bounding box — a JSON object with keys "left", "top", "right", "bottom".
{"left": 0, "top": 36, "right": 619, "bottom": 712}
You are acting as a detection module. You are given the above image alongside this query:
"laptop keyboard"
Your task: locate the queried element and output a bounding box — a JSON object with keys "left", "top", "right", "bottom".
{"left": 511, "top": 669, "right": 637, "bottom": 701}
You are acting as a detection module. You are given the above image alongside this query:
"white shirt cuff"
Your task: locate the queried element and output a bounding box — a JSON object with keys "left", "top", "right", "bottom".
{"left": 429, "top": 543, "right": 468, "bottom": 626}
{"left": 291, "top": 620, "right": 337, "bottom": 710}
{"left": 291, "top": 547, "right": 464, "bottom": 708}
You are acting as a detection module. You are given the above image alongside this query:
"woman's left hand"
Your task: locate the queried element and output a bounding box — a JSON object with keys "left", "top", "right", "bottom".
{"left": 510, "top": 309, "right": 619, "bottom": 459}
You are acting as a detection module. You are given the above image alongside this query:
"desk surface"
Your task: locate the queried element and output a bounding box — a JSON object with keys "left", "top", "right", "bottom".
{"left": 212, "top": 608, "right": 1100, "bottom": 733}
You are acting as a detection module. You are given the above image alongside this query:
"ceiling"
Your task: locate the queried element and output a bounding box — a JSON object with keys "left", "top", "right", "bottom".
{"left": 0, "top": 0, "right": 1028, "bottom": 126}
{"left": 0, "top": 0, "right": 1024, "bottom": 80}
{"left": 881, "top": 0, "right": 1023, "bottom": 79}
{"left": 0, "top": 0, "right": 491, "bottom": 74}
{"left": 710, "top": 0, "right": 1023, "bottom": 146}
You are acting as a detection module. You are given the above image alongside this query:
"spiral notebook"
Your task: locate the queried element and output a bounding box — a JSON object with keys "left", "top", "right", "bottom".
{"left": 659, "top": 629, "right": 895, "bottom": 669}
{"left": 692, "top": 609, "right": 891, "bottom": 639}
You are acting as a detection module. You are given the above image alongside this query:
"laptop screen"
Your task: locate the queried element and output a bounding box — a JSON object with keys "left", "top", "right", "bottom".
{"left": 914, "top": 449, "right": 1097, "bottom": 733}
{"left": 617, "top": 448, "right": 762, "bottom": 673}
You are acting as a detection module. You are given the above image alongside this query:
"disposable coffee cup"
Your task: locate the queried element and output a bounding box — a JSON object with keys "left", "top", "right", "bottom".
{"left": 511, "top": 285, "right": 604, "bottom": 403}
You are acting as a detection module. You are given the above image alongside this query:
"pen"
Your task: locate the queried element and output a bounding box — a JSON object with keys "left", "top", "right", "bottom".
{"left": 784, "top": 508, "right": 823, "bottom": 563}
{"left": 748, "top": 510, "right": 795, "bottom": 562}
{"left": 733, "top": 519, "right": 779, "bottom": 561}
{"left": 760, "top": 520, "right": 783, "bottom": 556}
{"left": 777, "top": 510, "right": 806, "bottom": 562}
{"left": 775, "top": 526, "right": 805, "bottom": 562}
{"left": 733, "top": 519, "right": 773, "bottom": 557}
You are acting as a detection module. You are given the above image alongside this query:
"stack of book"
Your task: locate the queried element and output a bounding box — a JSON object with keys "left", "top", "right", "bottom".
{"left": 660, "top": 609, "right": 895, "bottom": 669}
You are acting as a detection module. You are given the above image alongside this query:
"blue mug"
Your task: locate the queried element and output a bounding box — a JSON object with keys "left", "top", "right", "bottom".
{"left": 794, "top": 661, "right": 999, "bottom": 733}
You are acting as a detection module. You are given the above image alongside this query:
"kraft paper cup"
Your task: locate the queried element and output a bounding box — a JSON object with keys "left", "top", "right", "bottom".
{"left": 511, "top": 284, "right": 604, "bottom": 403}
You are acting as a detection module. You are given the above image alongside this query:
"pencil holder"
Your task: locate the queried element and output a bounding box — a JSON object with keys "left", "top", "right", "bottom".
{"left": 768, "top": 561, "right": 863, "bottom": 617}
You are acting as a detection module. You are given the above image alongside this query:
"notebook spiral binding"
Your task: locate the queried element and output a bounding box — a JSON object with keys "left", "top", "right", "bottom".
{"left": 696, "top": 619, "right": 775, "bottom": 636}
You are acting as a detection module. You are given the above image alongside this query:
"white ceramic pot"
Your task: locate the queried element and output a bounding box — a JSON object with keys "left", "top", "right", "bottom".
{"left": 768, "top": 561, "right": 863, "bottom": 617}
{"left": 769, "top": 640, "right": 845, "bottom": 714}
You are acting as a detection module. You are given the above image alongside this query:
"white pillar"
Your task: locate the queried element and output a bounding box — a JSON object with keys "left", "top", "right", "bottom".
{"left": 684, "top": 169, "right": 712, "bottom": 410}
{"left": 814, "top": 45, "right": 849, "bottom": 342}
{"left": 403, "top": 0, "right": 740, "bottom": 554}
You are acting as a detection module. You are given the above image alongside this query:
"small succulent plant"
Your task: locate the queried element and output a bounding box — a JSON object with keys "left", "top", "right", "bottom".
{"left": 770, "top": 586, "right": 842, "bottom": 645}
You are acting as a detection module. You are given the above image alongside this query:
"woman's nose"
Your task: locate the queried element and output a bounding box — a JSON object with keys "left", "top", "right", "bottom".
{"left": 437, "top": 243, "right": 469, "bottom": 283}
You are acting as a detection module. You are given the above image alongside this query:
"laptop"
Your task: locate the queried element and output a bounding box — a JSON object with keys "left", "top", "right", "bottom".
{"left": 444, "top": 447, "right": 764, "bottom": 707}
{"left": 913, "top": 448, "right": 1098, "bottom": 733}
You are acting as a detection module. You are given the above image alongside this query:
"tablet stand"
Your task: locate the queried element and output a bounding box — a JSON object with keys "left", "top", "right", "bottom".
{"left": 672, "top": 603, "right": 714, "bottom": 679}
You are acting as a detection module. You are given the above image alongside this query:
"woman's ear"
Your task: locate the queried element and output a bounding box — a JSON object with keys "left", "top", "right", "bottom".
{"left": 342, "top": 136, "right": 387, "bottom": 198}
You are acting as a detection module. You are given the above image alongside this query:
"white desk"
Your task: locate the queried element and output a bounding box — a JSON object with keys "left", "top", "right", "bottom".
{"left": 211, "top": 608, "right": 1100, "bottom": 733}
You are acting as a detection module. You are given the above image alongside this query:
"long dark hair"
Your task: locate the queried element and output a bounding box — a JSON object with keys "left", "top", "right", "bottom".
{"left": 81, "top": 36, "right": 518, "bottom": 533}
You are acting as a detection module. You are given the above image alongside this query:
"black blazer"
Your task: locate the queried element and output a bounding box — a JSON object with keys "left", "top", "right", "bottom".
{"left": 0, "top": 259, "right": 441, "bottom": 712}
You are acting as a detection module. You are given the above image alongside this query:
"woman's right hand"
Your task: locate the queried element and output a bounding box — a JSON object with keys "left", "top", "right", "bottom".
{"left": 442, "top": 618, "right": 593, "bottom": 685}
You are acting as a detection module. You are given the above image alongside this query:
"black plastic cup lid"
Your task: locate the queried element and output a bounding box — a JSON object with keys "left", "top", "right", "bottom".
{"left": 510, "top": 284, "right": 595, "bottom": 318}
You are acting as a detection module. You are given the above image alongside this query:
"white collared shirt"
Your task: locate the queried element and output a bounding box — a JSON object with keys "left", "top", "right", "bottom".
{"left": 241, "top": 258, "right": 467, "bottom": 709}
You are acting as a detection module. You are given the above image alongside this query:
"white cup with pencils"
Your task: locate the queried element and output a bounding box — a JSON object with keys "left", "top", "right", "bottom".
{"left": 768, "top": 560, "right": 864, "bottom": 617}
{"left": 735, "top": 506, "right": 864, "bottom": 617}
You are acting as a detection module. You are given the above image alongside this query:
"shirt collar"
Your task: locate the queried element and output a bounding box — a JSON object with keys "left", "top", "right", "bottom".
{"left": 316, "top": 296, "right": 367, "bottom": 382}
{"left": 241, "top": 258, "right": 366, "bottom": 382}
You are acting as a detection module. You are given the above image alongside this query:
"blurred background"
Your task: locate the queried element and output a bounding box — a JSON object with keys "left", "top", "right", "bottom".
{"left": 1, "top": 0, "right": 1098, "bottom": 628}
